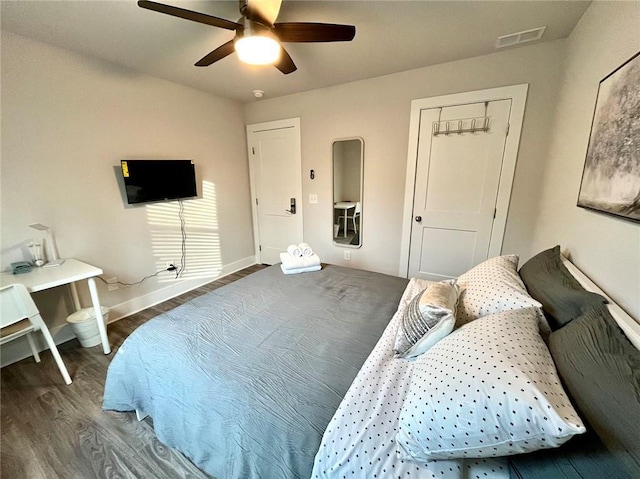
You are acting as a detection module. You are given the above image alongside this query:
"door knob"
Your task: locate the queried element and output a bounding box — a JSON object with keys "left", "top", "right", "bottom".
{"left": 415, "top": 216, "right": 422, "bottom": 222}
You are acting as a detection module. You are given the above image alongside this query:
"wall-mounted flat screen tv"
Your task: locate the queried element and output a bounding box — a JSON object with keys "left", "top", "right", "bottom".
{"left": 121, "top": 159, "right": 197, "bottom": 205}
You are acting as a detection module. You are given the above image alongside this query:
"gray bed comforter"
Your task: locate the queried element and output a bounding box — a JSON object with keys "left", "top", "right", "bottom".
{"left": 103, "top": 264, "right": 408, "bottom": 479}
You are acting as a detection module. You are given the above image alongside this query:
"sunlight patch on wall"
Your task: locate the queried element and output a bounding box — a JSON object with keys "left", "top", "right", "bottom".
{"left": 146, "top": 181, "right": 221, "bottom": 282}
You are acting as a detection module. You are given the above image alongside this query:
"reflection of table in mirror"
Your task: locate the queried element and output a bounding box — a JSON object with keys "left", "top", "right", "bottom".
{"left": 0, "top": 258, "right": 111, "bottom": 354}
{"left": 334, "top": 202, "right": 356, "bottom": 238}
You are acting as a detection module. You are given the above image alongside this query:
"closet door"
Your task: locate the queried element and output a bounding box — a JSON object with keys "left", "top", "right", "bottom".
{"left": 407, "top": 100, "right": 511, "bottom": 280}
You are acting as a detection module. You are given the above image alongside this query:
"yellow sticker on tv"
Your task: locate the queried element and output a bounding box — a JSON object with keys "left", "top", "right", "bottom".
{"left": 121, "top": 161, "right": 129, "bottom": 178}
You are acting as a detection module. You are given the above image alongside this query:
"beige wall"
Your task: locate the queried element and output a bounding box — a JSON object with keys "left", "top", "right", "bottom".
{"left": 244, "top": 40, "right": 566, "bottom": 275}
{"left": 530, "top": 2, "right": 640, "bottom": 319}
{"left": 1, "top": 32, "right": 254, "bottom": 336}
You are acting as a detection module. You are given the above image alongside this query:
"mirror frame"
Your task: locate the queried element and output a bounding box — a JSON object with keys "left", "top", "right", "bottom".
{"left": 332, "top": 137, "right": 364, "bottom": 249}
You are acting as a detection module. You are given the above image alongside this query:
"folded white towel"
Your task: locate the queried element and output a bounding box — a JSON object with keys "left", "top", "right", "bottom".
{"left": 287, "top": 244, "right": 302, "bottom": 258}
{"left": 280, "top": 252, "right": 321, "bottom": 270}
{"left": 299, "top": 242, "right": 313, "bottom": 257}
{"left": 280, "top": 263, "right": 322, "bottom": 275}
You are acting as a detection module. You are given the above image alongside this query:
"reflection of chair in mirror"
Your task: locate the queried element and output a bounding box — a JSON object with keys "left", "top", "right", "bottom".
{"left": 0, "top": 284, "right": 72, "bottom": 385}
{"left": 338, "top": 201, "right": 361, "bottom": 234}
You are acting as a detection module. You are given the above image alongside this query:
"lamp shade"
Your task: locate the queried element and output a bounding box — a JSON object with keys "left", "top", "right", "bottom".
{"left": 235, "top": 35, "right": 281, "bottom": 65}
{"left": 28, "top": 223, "right": 59, "bottom": 261}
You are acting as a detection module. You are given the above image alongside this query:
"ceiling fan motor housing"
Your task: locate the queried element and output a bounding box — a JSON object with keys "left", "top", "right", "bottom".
{"left": 235, "top": 17, "right": 273, "bottom": 40}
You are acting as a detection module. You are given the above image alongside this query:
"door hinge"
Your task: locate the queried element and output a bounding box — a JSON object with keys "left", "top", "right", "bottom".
{"left": 256, "top": 198, "right": 259, "bottom": 205}
{"left": 252, "top": 146, "right": 255, "bottom": 155}
{"left": 506, "top": 124, "right": 510, "bottom": 136}
{"left": 259, "top": 245, "right": 262, "bottom": 251}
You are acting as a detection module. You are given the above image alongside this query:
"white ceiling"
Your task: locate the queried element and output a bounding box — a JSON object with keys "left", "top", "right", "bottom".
{"left": 1, "top": 1, "right": 590, "bottom": 103}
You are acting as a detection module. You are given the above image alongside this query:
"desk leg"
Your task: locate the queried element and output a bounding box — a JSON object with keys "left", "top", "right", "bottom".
{"left": 87, "top": 277, "right": 111, "bottom": 354}
{"left": 69, "top": 282, "right": 82, "bottom": 311}
{"left": 344, "top": 211, "right": 348, "bottom": 238}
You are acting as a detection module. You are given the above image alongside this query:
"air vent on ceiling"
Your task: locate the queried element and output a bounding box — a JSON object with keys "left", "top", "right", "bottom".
{"left": 496, "top": 26, "right": 546, "bottom": 49}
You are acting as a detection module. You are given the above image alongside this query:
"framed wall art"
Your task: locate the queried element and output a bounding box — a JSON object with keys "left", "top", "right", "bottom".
{"left": 577, "top": 51, "right": 640, "bottom": 223}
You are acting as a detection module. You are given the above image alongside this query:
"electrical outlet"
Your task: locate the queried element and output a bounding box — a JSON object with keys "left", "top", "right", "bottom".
{"left": 106, "top": 277, "right": 118, "bottom": 292}
{"left": 309, "top": 194, "right": 318, "bottom": 204}
{"left": 344, "top": 250, "right": 351, "bottom": 261}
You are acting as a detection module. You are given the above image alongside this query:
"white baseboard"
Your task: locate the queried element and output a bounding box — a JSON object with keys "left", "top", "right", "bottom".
{"left": 106, "top": 255, "right": 257, "bottom": 322}
{"left": 0, "top": 255, "right": 257, "bottom": 368}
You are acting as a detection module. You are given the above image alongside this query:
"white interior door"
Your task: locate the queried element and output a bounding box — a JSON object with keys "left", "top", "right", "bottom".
{"left": 247, "top": 118, "right": 303, "bottom": 265}
{"left": 408, "top": 100, "right": 511, "bottom": 280}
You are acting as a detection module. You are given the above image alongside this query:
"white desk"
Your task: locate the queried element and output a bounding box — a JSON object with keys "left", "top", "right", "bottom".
{"left": 334, "top": 202, "right": 356, "bottom": 238}
{"left": 1, "top": 259, "right": 111, "bottom": 354}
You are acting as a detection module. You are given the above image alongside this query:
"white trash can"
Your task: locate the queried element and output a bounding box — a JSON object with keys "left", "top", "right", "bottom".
{"left": 66, "top": 306, "right": 109, "bottom": 348}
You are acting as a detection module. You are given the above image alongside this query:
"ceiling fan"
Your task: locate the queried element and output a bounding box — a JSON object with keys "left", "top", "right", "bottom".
{"left": 137, "top": 0, "right": 356, "bottom": 74}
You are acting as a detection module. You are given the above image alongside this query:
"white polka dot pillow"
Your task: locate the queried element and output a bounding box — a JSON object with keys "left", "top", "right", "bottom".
{"left": 456, "top": 254, "right": 541, "bottom": 325}
{"left": 393, "top": 281, "right": 459, "bottom": 359}
{"left": 396, "top": 306, "right": 585, "bottom": 461}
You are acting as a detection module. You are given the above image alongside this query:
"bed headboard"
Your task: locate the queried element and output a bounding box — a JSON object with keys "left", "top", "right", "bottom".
{"left": 561, "top": 256, "right": 640, "bottom": 350}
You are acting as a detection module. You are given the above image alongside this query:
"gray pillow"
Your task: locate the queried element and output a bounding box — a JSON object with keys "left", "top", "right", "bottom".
{"left": 549, "top": 303, "right": 640, "bottom": 477}
{"left": 508, "top": 426, "right": 633, "bottom": 479}
{"left": 518, "top": 245, "right": 606, "bottom": 329}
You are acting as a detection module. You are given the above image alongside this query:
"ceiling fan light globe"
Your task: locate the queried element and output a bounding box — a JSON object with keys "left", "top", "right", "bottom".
{"left": 235, "top": 35, "right": 281, "bottom": 65}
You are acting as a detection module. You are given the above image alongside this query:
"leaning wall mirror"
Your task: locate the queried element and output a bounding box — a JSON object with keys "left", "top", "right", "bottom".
{"left": 333, "top": 137, "right": 363, "bottom": 248}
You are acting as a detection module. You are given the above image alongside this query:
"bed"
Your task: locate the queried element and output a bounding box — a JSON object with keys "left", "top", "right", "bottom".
{"left": 103, "top": 249, "right": 640, "bottom": 479}
{"left": 103, "top": 264, "right": 408, "bottom": 479}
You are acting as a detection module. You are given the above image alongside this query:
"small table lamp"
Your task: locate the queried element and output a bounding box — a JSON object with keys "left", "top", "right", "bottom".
{"left": 29, "top": 223, "right": 65, "bottom": 267}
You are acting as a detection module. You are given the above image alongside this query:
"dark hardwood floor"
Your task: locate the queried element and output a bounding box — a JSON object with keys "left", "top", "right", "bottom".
{"left": 1, "top": 264, "right": 267, "bottom": 479}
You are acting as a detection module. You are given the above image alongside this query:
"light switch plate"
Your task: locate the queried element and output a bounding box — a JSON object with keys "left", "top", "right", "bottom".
{"left": 309, "top": 194, "right": 318, "bottom": 204}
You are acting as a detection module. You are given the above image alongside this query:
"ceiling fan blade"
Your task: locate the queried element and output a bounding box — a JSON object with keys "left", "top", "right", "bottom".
{"left": 195, "top": 40, "right": 236, "bottom": 67}
{"left": 242, "top": 0, "right": 282, "bottom": 26}
{"left": 274, "top": 22, "right": 356, "bottom": 43}
{"left": 274, "top": 47, "right": 297, "bottom": 74}
{"left": 138, "top": 0, "right": 241, "bottom": 31}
